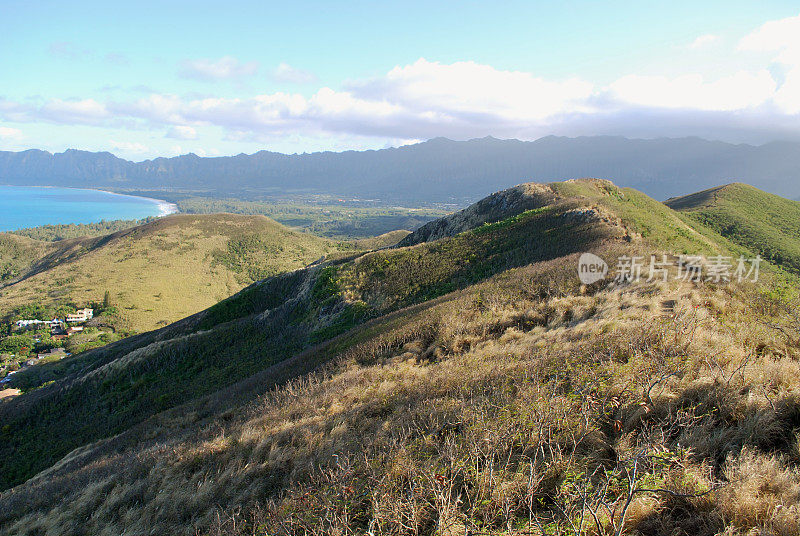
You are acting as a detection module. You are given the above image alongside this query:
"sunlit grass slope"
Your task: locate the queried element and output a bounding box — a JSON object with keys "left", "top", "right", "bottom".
{"left": 666, "top": 183, "right": 800, "bottom": 274}
{"left": 0, "top": 179, "right": 641, "bottom": 490}
{"left": 3, "top": 180, "right": 798, "bottom": 536}
{"left": 0, "top": 214, "right": 340, "bottom": 332}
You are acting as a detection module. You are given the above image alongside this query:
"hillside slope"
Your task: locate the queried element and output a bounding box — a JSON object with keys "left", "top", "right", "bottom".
{"left": 0, "top": 179, "right": 651, "bottom": 490}
{"left": 0, "top": 233, "right": 48, "bottom": 283}
{"left": 0, "top": 214, "right": 340, "bottom": 332}
{"left": 2, "top": 180, "right": 797, "bottom": 536}
{"left": 666, "top": 183, "right": 800, "bottom": 275}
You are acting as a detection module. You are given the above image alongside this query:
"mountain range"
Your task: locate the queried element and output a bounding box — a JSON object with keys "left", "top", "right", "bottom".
{"left": 2, "top": 136, "right": 800, "bottom": 203}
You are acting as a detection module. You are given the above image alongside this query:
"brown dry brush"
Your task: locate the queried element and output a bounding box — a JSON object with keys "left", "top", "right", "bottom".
{"left": 200, "top": 278, "right": 798, "bottom": 536}
{"left": 2, "top": 267, "right": 798, "bottom": 536}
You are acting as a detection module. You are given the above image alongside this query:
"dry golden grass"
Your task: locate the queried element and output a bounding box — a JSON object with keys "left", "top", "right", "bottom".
{"left": 1, "top": 179, "right": 798, "bottom": 535}
{"left": 1, "top": 251, "right": 798, "bottom": 535}
{"left": 0, "top": 214, "right": 338, "bottom": 332}
{"left": 0, "top": 388, "right": 21, "bottom": 401}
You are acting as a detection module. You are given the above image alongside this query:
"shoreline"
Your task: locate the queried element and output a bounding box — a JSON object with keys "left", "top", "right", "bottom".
{"left": 0, "top": 184, "right": 179, "bottom": 216}
{"left": 0, "top": 184, "right": 180, "bottom": 231}
{"left": 94, "top": 187, "right": 179, "bottom": 216}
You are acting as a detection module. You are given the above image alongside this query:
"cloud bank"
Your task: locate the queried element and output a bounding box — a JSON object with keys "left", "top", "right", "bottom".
{"left": 5, "top": 15, "right": 800, "bottom": 149}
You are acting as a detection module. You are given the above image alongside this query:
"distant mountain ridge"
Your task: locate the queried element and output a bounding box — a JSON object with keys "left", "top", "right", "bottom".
{"left": 2, "top": 136, "right": 800, "bottom": 202}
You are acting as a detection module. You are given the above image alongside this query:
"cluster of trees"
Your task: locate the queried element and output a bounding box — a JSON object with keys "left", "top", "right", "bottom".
{"left": 178, "top": 196, "right": 443, "bottom": 238}
{"left": 11, "top": 218, "right": 154, "bottom": 242}
{"left": 0, "top": 292, "right": 116, "bottom": 373}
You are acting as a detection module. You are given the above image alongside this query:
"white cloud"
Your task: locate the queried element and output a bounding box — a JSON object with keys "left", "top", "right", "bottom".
{"left": 608, "top": 71, "right": 776, "bottom": 111}
{"left": 166, "top": 125, "right": 198, "bottom": 140}
{"left": 40, "top": 99, "right": 110, "bottom": 124}
{"left": 351, "top": 58, "right": 596, "bottom": 121}
{"left": 110, "top": 93, "right": 185, "bottom": 124}
{"left": 168, "top": 145, "right": 219, "bottom": 157}
{"left": 0, "top": 126, "right": 23, "bottom": 139}
{"left": 1, "top": 58, "right": 794, "bottom": 144}
{"left": 272, "top": 63, "right": 318, "bottom": 84}
{"left": 738, "top": 14, "right": 800, "bottom": 114}
{"left": 110, "top": 140, "right": 148, "bottom": 154}
{"left": 686, "top": 34, "right": 721, "bottom": 49}
{"left": 6, "top": 14, "right": 800, "bottom": 149}
{"left": 179, "top": 56, "right": 259, "bottom": 81}
{"left": 738, "top": 14, "right": 800, "bottom": 63}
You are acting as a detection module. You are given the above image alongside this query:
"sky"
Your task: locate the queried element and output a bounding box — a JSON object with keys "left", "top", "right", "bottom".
{"left": 1, "top": 0, "right": 800, "bottom": 160}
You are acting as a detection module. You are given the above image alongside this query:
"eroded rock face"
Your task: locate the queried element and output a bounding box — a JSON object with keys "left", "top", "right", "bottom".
{"left": 397, "top": 179, "right": 628, "bottom": 247}
{"left": 397, "top": 182, "right": 559, "bottom": 246}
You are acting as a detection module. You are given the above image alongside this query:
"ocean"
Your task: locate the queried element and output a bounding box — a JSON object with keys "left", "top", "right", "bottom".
{"left": 0, "top": 186, "right": 177, "bottom": 232}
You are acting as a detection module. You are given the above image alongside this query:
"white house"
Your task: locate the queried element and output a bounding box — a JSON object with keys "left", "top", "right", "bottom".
{"left": 66, "top": 308, "right": 94, "bottom": 323}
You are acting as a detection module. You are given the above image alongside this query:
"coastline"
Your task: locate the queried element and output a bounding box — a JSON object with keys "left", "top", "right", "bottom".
{"left": 92, "top": 187, "right": 178, "bottom": 217}
{"left": 0, "top": 185, "right": 180, "bottom": 232}
{"left": 0, "top": 184, "right": 179, "bottom": 217}
{"left": 91, "top": 187, "right": 179, "bottom": 216}
{"left": 156, "top": 199, "right": 179, "bottom": 216}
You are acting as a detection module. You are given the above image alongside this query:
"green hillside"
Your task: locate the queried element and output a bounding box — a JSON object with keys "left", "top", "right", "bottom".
{"left": 666, "top": 183, "right": 800, "bottom": 274}
{"left": 0, "top": 214, "right": 343, "bottom": 333}
{"left": 1, "top": 180, "right": 798, "bottom": 535}
{"left": 0, "top": 179, "right": 644, "bottom": 489}
{"left": 0, "top": 233, "right": 48, "bottom": 283}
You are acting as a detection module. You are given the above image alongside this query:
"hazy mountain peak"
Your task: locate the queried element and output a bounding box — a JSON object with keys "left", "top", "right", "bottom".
{"left": 1, "top": 136, "right": 799, "bottom": 201}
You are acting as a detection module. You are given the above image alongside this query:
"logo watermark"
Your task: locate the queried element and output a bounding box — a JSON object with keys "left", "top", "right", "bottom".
{"left": 578, "top": 252, "right": 609, "bottom": 284}
{"left": 578, "top": 253, "right": 761, "bottom": 284}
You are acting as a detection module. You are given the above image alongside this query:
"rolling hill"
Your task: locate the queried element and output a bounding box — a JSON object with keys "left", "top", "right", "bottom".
{"left": 0, "top": 214, "right": 344, "bottom": 332}
{"left": 0, "top": 233, "right": 49, "bottom": 283}
{"left": 0, "top": 179, "right": 798, "bottom": 535}
{"left": 666, "top": 183, "right": 800, "bottom": 275}
{"left": 2, "top": 136, "right": 800, "bottom": 202}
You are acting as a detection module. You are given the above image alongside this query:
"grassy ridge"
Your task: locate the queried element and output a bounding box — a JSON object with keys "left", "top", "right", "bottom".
{"left": 0, "top": 214, "right": 340, "bottom": 332}
{"left": 0, "top": 233, "right": 48, "bottom": 283}
{"left": 666, "top": 183, "right": 800, "bottom": 274}
{"left": 0, "top": 180, "right": 640, "bottom": 491}
{"left": 3, "top": 249, "right": 799, "bottom": 535}
{"left": 3, "top": 179, "right": 787, "bottom": 533}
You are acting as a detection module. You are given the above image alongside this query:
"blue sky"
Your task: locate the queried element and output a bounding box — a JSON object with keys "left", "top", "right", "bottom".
{"left": 2, "top": 0, "right": 800, "bottom": 159}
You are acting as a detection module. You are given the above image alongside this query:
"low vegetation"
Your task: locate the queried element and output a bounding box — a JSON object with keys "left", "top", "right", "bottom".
{"left": 10, "top": 218, "right": 157, "bottom": 242}
{"left": 0, "top": 179, "right": 798, "bottom": 535}
{"left": 0, "top": 214, "right": 344, "bottom": 333}
{"left": 667, "top": 183, "right": 800, "bottom": 274}
{"left": 0, "top": 234, "right": 47, "bottom": 283}
{"left": 173, "top": 197, "right": 446, "bottom": 238}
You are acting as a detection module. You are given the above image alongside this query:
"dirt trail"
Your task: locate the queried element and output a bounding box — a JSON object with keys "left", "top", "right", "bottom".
{"left": 0, "top": 388, "right": 21, "bottom": 401}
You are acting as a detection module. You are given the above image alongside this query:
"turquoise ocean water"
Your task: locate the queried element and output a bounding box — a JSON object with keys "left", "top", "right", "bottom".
{"left": 0, "top": 186, "right": 177, "bottom": 232}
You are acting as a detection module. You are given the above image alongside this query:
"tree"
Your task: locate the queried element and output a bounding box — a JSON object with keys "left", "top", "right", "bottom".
{"left": 0, "top": 335, "right": 35, "bottom": 355}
